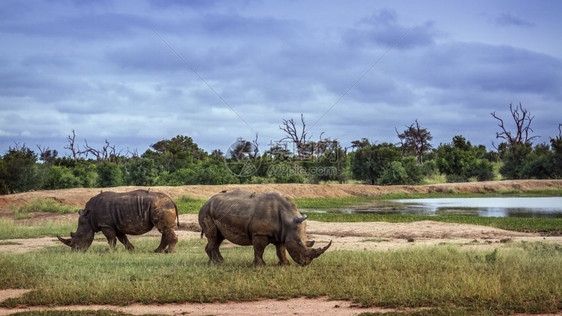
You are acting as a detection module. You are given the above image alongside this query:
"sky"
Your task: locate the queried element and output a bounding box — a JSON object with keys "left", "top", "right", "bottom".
{"left": 1, "top": 0, "right": 561, "bottom": 158}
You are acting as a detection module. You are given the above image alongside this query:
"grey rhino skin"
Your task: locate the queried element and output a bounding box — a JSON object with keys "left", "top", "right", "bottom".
{"left": 199, "top": 190, "right": 331, "bottom": 266}
{"left": 57, "top": 190, "right": 179, "bottom": 252}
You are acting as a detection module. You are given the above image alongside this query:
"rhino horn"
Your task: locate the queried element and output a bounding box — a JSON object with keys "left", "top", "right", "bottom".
{"left": 306, "top": 240, "right": 315, "bottom": 247}
{"left": 293, "top": 214, "right": 308, "bottom": 224}
{"left": 309, "top": 240, "right": 332, "bottom": 259}
{"left": 56, "top": 235, "right": 72, "bottom": 247}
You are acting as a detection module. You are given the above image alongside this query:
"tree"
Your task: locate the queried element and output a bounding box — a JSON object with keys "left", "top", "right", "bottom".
{"left": 279, "top": 114, "right": 312, "bottom": 159}
{"left": 1, "top": 144, "right": 40, "bottom": 193}
{"left": 351, "top": 142, "right": 402, "bottom": 185}
{"left": 65, "top": 130, "right": 80, "bottom": 160}
{"left": 124, "top": 158, "right": 158, "bottom": 186}
{"left": 36, "top": 145, "right": 58, "bottom": 164}
{"left": 550, "top": 124, "right": 562, "bottom": 178}
{"left": 143, "top": 135, "right": 206, "bottom": 173}
{"left": 491, "top": 103, "right": 539, "bottom": 148}
{"left": 436, "top": 136, "right": 494, "bottom": 182}
{"left": 396, "top": 119, "right": 432, "bottom": 163}
{"left": 96, "top": 161, "right": 123, "bottom": 187}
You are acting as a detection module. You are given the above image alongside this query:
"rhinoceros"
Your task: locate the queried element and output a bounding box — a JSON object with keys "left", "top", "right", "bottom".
{"left": 198, "top": 190, "right": 331, "bottom": 266}
{"left": 57, "top": 190, "right": 179, "bottom": 252}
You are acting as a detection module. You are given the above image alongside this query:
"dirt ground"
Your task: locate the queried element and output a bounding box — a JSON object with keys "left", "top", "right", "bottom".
{"left": 1, "top": 180, "right": 562, "bottom": 315}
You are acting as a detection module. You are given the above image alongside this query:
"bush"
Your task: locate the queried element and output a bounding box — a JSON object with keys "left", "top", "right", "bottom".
{"left": 124, "top": 158, "right": 158, "bottom": 186}
{"left": 1, "top": 145, "right": 40, "bottom": 193}
{"left": 41, "top": 166, "right": 82, "bottom": 190}
{"left": 379, "top": 161, "right": 408, "bottom": 185}
{"left": 96, "top": 161, "right": 123, "bottom": 187}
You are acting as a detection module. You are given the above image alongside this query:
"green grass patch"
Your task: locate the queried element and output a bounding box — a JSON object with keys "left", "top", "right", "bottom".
{"left": 1, "top": 240, "right": 561, "bottom": 314}
{"left": 0, "top": 241, "right": 22, "bottom": 246}
{"left": 11, "top": 198, "right": 80, "bottom": 217}
{"left": 0, "top": 219, "right": 76, "bottom": 240}
{"left": 303, "top": 213, "right": 562, "bottom": 235}
{"left": 174, "top": 195, "right": 206, "bottom": 214}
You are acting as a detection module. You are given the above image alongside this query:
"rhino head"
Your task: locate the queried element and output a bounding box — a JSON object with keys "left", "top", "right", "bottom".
{"left": 56, "top": 209, "right": 95, "bottom": 251}
{"left": 285, "top": 214, "right": 332, "bottom": 266}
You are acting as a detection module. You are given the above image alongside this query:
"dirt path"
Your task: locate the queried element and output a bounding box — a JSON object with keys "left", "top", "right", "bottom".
{"left": 0, "top": 295, "right": 428, "bottom": 316}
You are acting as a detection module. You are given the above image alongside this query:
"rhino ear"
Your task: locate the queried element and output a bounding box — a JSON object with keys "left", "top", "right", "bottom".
{"left": 79, "top": 209, "right": 90, "bottom": 216}
{"left": 293, "top": 214, "right": 308, "bottom": 224}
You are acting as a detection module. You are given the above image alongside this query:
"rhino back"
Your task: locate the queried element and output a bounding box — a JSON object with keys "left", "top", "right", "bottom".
{"left": 87, "top": 190, "right": 161, "bottom": 234}
{"left": 201, "top": 190, "right": 300, "bottom": 245}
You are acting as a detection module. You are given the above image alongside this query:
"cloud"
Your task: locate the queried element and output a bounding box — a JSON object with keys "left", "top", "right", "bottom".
{"left": 494, "top": 13, "right": 535, "bottom": 28}
{"left": 344, "top": 9, "right": 438, "bottom": 50}
{"left": 1, "top": 1, "right": 561, "bottom": 156}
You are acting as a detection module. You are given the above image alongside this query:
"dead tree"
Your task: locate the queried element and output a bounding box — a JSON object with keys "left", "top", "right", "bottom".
{"left": 279, "top": 114, "right": 311, "bottom": 158}
{"left": 82, "top": 139, "right": 120, "bottom": 162}
{"left": 491, "top": 103, "right": 540, "bottom": 148}
{"left": 65, "top": 130, "right": 80, "bottom": 160}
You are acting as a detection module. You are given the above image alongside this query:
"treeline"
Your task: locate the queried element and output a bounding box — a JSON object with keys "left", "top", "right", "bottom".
{"left": 1, "top": 104, "right": 561, "bottom": 194}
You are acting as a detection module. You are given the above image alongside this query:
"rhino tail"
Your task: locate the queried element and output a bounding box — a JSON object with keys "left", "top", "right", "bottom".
{"left": 174, "top": 202, "right": 180, "bottom": 228}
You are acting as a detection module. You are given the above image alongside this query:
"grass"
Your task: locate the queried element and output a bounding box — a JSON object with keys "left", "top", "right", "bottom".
{"left": 11, "top": 198, "right": 80, "bottom": 219}
{"left": 0, "top": 219, "right": 76, "bottom": 240}
{"left": 1, "top": 239, "right": 561, "bottom": 314}
{"left": 174, "top": 195, "right": 206, "bottom": 214}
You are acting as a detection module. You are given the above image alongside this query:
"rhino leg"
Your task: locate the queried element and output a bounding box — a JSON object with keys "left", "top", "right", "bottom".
{"left": 154, "top": 229, "right": 177, "bottom": 253}
{"left": 101, "top": 227, "right": 117, "bottom": 249}
{"left": 203, "top": 225, "right": 225, "bottom": 263}
{"left": 116, "top": 232, "right": 134, "bottom": 250}
{"left": 252, "top": 235, "right": 270, "bottom": 266}
{"left": 275, "top": 244, "right": 291, "bottom": 266}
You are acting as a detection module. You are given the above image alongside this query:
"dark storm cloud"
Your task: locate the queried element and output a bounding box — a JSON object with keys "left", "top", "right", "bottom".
{"left": 396, "top": 42, "right": 562, "bottom": 98}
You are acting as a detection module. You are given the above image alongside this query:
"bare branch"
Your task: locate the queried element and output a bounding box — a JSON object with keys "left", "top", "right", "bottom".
{"left": 65, "top": 130, "right": 80, "bottom": 160}
{"left": 491, "top": 103, "right": 539, "bottom": 147}
{"left": 279, "top": 113, "right": 312, "bottom": 158}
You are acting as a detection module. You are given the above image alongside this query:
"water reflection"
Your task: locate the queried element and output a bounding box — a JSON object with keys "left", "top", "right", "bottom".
{"left": 305, "top": 197, "right": 562, "bottom": 218}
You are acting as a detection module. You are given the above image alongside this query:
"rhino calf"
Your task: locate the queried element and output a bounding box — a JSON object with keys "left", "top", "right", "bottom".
{"left": 57, "top": 190, "right": 179, "bottom": 253}
{"left": 199, "top": 190, "right": 331, "bottom": 266}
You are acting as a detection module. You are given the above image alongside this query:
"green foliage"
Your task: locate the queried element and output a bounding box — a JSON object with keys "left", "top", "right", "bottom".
{"left": 500, "top": 143, "right": 533, "bottom": 179}
{"left": 436, "top": 136, "right": 494, "bottom": 182}
{"left": 143, "top": 135, "right": 206, "bottom": 173}
{"left": 1, "top": 145, "right": 40, "bottom": 193}
{"left": 500, "top": 142, "right": 561, "bottom": 180}
{"left": 351, "top": 142, "right": 402, "bottom": 184}
{"left": 96, "top": 161, "right": 123, "bottom": 187}
{"left": 123, "top": 158, "right": 158, "bottom": 186}
{"left": 2, "top": 127, "right": 562, "bottom": 194}
{"left": 379, "top": 161, "right": 407, "bottom": 185}
{"left": 40, "top": 166, "right": 82, "bottom": 189}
